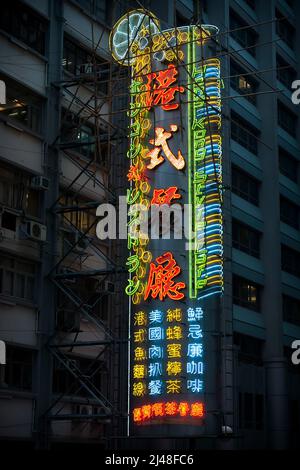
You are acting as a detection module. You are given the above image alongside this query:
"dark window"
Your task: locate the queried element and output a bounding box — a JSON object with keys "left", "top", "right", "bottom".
{"left": 278, "top": 101, "right": 297, "bottom": 137}
{"left": 282, "top": 245, "right": 300, "bottom": 278}
{"left": 230, "top": 11, "right": 257, "bottom": 56}
{"left": 0, "top": 165, "right": 40, "bottom": 215}
{"left": 176, "top": 11, "right": 188, "bottom": 27}
{"left": 234, "top": 332, "right": 263, "bottom": 365}
{"left": 283, "top": 294, "right": 300, "bottom": 326}
{"left": 230, "top": 60, "right": 258, "bottom": 104}
{"left": 4, "top": 346, "right": 33, "bottom": 391}
{"left": 232, "top": 165, "right": 260, "bottom": 206}
{"left": 231, "top": 112, "right": 259, "bottom": 154}
{"left": 277, "top": 55, "right": 297, "bottom": 88}
{"left": 61, "top": 109, "right": 109, "bottom": 165}
{"left": 232, "top": 219, "right": 260, "bottom": 258}
{"left": 233, "top": 275, "right": 261, "bottom": 311}
{"left": 0, "top": 76, "right": 43, "bottom": 133}
{"left": 75, "top": 0, "right": 109, "bottom": 23}
{"left": 62, "top": 38, "right": 109, "bottom": 95}
{"left": 53, "top": 356, "right": 104, "bottom": 396}
{"left": 279, "top": 148, "right": 298, "bottom": 182}
{"left": 245, "top": 0, "right": 255, "bottom": 9}
{"left": 0, "top": 255, "right": 35, "bottom": 302}
{"left": 276, "top": 10, "right": 295, "bottom": 49}
{"left": 238, "top": 392, "right": 264, "bottom": 430}
{"left": 0, "top": 0, "right": 47, "bottom": 54}
{"left": 280, "top": 196, "right": 299, "bottom": 229}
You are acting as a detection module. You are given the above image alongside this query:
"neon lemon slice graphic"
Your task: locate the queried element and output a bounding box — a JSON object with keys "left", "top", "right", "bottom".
{"left": 110, "top": 9, "right": 160, "bottom": 66}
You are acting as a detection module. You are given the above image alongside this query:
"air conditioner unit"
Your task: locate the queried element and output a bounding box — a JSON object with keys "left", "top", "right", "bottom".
{"left": 64, "top": 230, "right": 89, "bottom": 252}
{"left": 104, "top": 280, "right": 115, "bottom": 293}
{"left": 56, "top": 309, "right": 80, "bottom": 332}
{"left": 25, "top": 221, "right": 47, "bottom": 241}
{"left": 31, "top": 176, "right": 49, "bottom": 191}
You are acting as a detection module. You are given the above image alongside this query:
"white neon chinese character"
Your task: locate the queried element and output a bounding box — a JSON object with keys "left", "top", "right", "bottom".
{"left": 187, "top": 343, "right": 203, "bottom": 358}
{"left": 149, "top": 309, "right": 163, "bottom": 324}
{"left": 187, "top": 307, "right": 203, "bottom": 322}
{"left": 148, "top": 380, "right": 162, "bottom": 395}
{"left": 187, "top": 361, "right": 204, "bottom": 375}
{"left": 149, "top": 345, "right": 163, "bottom": 359}
{"left": 148, "top": 362, "right": 163, "bottom": 377}
{"left": 188, "top": 324, "right": 203, "bottom": 339}
{"left": 149, "top": 327, "right": 164, "bottom": 341}
{"left": 187, "top": 379, "right": 203, "bottom": 393}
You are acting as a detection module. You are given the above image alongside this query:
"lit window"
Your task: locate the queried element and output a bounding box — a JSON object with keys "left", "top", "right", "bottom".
{"left": 233, "top": 275, "right": 261, "bottom": 311}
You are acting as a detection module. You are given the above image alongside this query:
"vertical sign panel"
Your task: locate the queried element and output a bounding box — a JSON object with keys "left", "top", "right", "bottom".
{"left": 110, "top": 12, "right": 223, "bottom": 436}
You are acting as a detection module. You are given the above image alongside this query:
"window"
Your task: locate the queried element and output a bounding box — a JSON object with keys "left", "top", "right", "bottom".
{"left": 61, "top": 109, "right": 109, "bottom": 164}
{"left": 234, "top": 332, "right": 263, "bottom": 365}
{"left": 230, "top": 11, "right": 257, "bottom": 56}
{"left": 239, "top": 392, "right": 264, "bottom": 430}
{"left": 4, "top": 346, "right": 33, "bottom": 391}
{"left": 283, "top": 295, "right": 300, "bottom": 326}
{"left": 280, "top": 196, "right": 299, "bottom": 229}
{"left": 0, "top": 165, "right": 40, "bottom": 216}
{"left": 276, "top": 10, "right": 295, "bottom": 49}
{"left": 232, "top": 219, "right": 260, "bottom": 258}
{"left": 233, "top": 275, "right": 261, "bottom": 311}
{"left": 244, "top": 0, "right": 256, "bottom": 10}
{"left": 230, "top": 60, "right": 258, "bottom": 104}
{"left": 279, "top": 148, "right": 298, "bottom": 182}
{"left": 232, "top": 165, "right": 260, "bottom": 206}
{"left": 231, "top": 111, "right": 259, "bottom": 154}
{"left": 53, "top": 356, "right": 104, "bottom": 396}
{"left": 60, "top": 193, "right": 97, "bottom": 236}
{"left": 0, "top": 255, "right": 36, "bottom": 302}
{"left": 75, "top": 0, "right": 109, "bottom": 23}
{"left": 277, "top": 55, "right": 297, "bottom": 89}
{"left": 0, "top": 0, "right": 47, "bottom": 55}
{"left": 278, "top": 101, "right": 297, "bottom": 137}
{"left": 0, "top": 76, "right": 43, "bottom": 133}
{"left": 281, "top": 245, "right": 300, "bottom": 278}
{"left": 63, "top": 37, "right": 91, "bottom": 75}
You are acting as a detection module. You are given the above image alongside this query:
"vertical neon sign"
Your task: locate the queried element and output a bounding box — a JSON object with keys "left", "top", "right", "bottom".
{"left": 110, "top": 12, "right": 223, "bottom": 433}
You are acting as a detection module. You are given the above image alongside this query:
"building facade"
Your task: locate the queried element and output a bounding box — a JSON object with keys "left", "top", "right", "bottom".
{"left": 0, "top": 0, "right": 299, "bottom": 450}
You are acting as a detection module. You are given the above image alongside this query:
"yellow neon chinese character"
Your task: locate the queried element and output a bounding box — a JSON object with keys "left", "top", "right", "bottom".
{"left": 132, "top": 381, "right": 146, "bottom": 397}
{"left": 134, "top": 347, "right": 147, "bottom": 361}
{"left": 134, "top": 329, "right": 146, "bottom": 342}
{"left": 166, "top": 325, "right": 182, "bottom": 340}
{"left": 166, "top": 380, "right": 181, "bottom": 394}
{"left": 166, "top": 361, "right": 182, "bottom": 376}
{"left": 167, "top": 343, "right": 182, "bottom": 358}
{"left": 134, "top": 310, "right": 147, "bottom": 326}
{"left": 133, "top": 364, "right": 146, "bottom": 379}
{"left": 166, "top": 308, "right": 182, "bottom": 322}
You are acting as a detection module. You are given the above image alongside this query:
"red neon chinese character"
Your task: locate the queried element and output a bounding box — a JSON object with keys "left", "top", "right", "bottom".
{"left": 178, "top": 402, "right": 190, "bottom": 417}
{"left": 165, "top": 401, "right": 178, "bottom": 416}
{"left": 144, "top": 252, "right": 185, "bottom": 301}
{"left": 145, "top": 64, "right": 184, "bottom": 111}
{"left": 127, "top": 164, "right": 147, "bottom": 182}
{"left": 146, "top": 125, "right": 185, "bottom": 170}
{"left": 190, "top": 402, "right": 204, "bottom": 418}
{"left": 151, "top": 402, "right": 165, "bottom": 417}
{"left": 141, "top": 404, "right": 152, "bottom": 421}
{"left": 133, "top": 407, "right": 142, "bottom": 422}
{"left": 151, "top": 186, "right": 181, "bottom": 205}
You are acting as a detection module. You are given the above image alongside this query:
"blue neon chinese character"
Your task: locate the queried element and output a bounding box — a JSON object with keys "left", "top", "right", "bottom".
{"left": 187, "top": 379, "right": 203, "bottom": 393}
{"left": 187, "top": 343, "right": 203, "bottom": 358}
{"left": 148, "top": 362, "right": 163, "bottom": 377}
{"left": 187, "top": 307, "right": 203, "bottom": 322}
{"left": 148, "top": 380, "right": 162, "bottom": 395}
{"left": 149, "top": 309, "right": 163, "bottom": 324}
{"left": 188, "top": 324, "right": 203, "bottom": 339}
{"left": 149, "top": 327, "right": 164, "bottom": 341}
{"left": 149, "top": 345, "right": 163, "bottom": 359}
{"left": 187, "top": 361, "right": 204, "bottom": 375}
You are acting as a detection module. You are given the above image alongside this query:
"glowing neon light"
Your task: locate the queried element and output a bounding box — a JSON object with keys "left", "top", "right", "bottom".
{"left": 133, "top": 401, "right": 204, "bottom": 422}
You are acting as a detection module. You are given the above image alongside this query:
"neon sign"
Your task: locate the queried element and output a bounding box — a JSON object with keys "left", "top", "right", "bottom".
{"left": 110, "top": 11, "right": 223, "bottom": 434}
